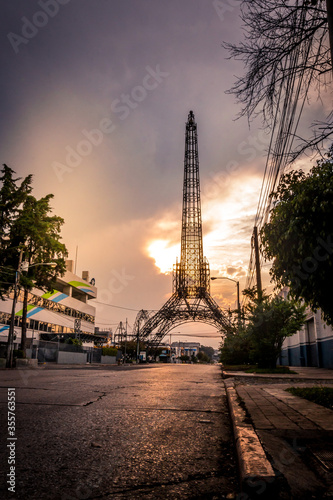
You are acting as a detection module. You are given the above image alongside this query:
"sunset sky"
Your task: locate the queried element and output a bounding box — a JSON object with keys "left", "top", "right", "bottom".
{"left": 1, "top": 1, "right": 330, "bottom": 348}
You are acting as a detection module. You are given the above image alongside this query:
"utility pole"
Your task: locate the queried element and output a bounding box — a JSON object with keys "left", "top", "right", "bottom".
{"left": 327, "top": 0, "right": 333, "bottom": 74}
{"left": 136, "top": 326, "right": 140, "bottom": 364}
{"left": 124, "top": 318, "right": 127, "bottom": 365}
{"left": 74, "top": 318, "right": 81, "bottom": 342}
{"left": 236, "top": 280, "right": 241, "bottom": 325}
{"left": 6, "top": 250, "right": 23, "bottom": 368}
{"left": 119, "top": 321, "right": 123, "bottom": 346}
{"left": 253, "top": 226, "right": 262, "bottom": 300}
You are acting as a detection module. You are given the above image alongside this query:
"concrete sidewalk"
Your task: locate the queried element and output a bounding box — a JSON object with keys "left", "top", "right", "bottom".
{"left": 224, "top": 367, "right": 333, "bottom": 499}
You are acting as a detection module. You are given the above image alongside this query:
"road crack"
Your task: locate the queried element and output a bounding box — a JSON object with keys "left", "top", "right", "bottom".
{"left": 89, "top": 471, "right": 222, "bottom": 498}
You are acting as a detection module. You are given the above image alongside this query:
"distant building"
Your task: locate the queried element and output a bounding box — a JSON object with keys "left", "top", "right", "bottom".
{"left": 213, "top": 349, "right": 220, "bottom": 362}
{"left": 171, "top": 341, "right": 200, "bottom": 360}
{"left": 279, "top": 287, "right": 333, "bottom": 369}
{"left": 0, "top": 260, "right": 106, "bottom": 353}
{"left": 95, "top": 327, "right": 113, "bottom": 345}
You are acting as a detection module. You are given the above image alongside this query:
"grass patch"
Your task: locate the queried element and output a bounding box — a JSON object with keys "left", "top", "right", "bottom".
{"left": 222, "top": 365, "right": 297, "bottom": 374}
{"left": 222, "top": 365, "right": 257, "bottom": 372}
{"left": 245, "top": 366, "right": 297, "bottom": 374}
{"left": 286, "top": 387, "right": 333, "bottom": 410}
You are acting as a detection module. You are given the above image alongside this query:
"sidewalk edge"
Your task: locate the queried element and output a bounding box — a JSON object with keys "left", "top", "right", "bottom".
{"left": 224, "top": 379, "right": 276, "bottom": 496}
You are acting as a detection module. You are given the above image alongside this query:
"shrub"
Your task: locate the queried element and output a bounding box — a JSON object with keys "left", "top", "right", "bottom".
{"left": 102, "top": 346, "right": 118, "bottom": 357}
{"left": 220, "top": 327, "right": 251, "bottom": 365}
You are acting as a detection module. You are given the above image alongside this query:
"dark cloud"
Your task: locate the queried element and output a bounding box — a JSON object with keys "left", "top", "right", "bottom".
{"left": 0, "top": 1, "right": 287, "bottom": 347}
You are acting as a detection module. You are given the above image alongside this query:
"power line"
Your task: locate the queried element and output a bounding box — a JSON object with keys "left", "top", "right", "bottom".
{"left": 243, "top": 3, "right": 323, "bottom": 305}
{"left": 91, "top": 300, "right": 156, "bottom": 313}
{"left": 95, "top": 321, "right": 119, "bottom": 326}
{"left": 170, "top": 333, "right": 222, "bottom": 338}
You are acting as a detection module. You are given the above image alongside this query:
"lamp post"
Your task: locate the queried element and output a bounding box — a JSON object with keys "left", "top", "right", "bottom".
{"left": 211, "top": 276, "right": 241, "bottom": 324}
{"left": 6, "top": 251, "right": 23, "bottom": 368}
{"left": 6, "top": 260, "right": 57, "bottom": 367}
{"left": 21, "top": 261, "right": 57, "bottom": 271}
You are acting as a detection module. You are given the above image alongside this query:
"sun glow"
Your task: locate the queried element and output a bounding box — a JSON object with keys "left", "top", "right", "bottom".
{"left": 147, "top": 239, "right": 180, "bottom": 274}
{"left": 146, "top": 174, "right": 262, "bottom": 279}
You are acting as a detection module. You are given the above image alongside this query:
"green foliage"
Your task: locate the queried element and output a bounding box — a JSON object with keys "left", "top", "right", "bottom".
{"left": 286, "top": 387, "right": 333, "bottom": 410}
{"left": 199, "top": 345, "right": 214, "bottom": 360}
{"left": 220, "top": 287, "right": 306, "bottom": 369}
{"left": 219, "top": 325, "right": 252, "bottom": 365}
{"left": 245, "top": 366, "right": 297, "bottom": 374}
{"left": 12, "top": 194, "right": 68, "bottom": 293}
{"left": 0, "top": 165, "right": 32, "bottom": 298}
{"left": 221, "top": 365, "right": 296, "bottom": 374}
{"left": 222, "top": 365, "right": 257, "bottom": 372}
{"left": 118, "top": 340, "right": 145, "bottom": 359}
{"left": 0, "top": 165, "right": 68, "bottom": 355}
{"left": 65, "top": 338, "right": 83, "bottom": 346}
{"left": 102, "top": 346, "right": 118, "bottom": 357}
{"left": 261, "top": 146, "right": 333, "bottom": 324}
{"left": 197, "top": 351, "right": 210, "bottom": 363}
{"left": 179, "top": 355, "right": 189, "bottom": 362}
{"left": 245, "top": 288, "right": 306, "bottom": 368}
{"left": 147, "top": 346, "right": 164, "bottom": 359}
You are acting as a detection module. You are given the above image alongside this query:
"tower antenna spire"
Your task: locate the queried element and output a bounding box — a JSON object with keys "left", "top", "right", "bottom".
{"left": 175, "top": 110, "right": 210, "bottom": 297}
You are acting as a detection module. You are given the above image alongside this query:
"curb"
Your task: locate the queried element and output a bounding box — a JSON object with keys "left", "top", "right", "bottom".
{"left": 224, "top": 379, "right": 277, "bottom": 497}
{"left": 222, "top": 370, "right": 333, "bottom": 384}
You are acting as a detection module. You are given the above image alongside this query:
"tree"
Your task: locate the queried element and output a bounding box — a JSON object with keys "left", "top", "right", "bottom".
{"left": 0, "top": 165, "right": 32, "bottom": 298}
{"left": 243, "top": 288, "right": 306, "bottom": 368}
{"left": 119, "top": 339, "right": 145, "bottom": 360}
{"left": 223, "top": 0, "right": 332, "bottom": 159}
{"left": 220, "top": 287, "right": 305, "bottom": 368}
{"left": 219, "top": 326, "right": 252, "bottom": 365}
{"left": 199, "top": 345, "right": 214, "bottom": 360}
{"left": 66, "top": 337, "right": 83, "bottom": 347}
{"left": 197, "top": 351, "right": 211, "bottom": 363}
{"left": 102, "top": 346, "right": 118, "bottom": 357}
{"left": 261, "top": 145, "right": 333, "bottom": 324}
{"left": 10, "top": 194, "right": 68, "bottom": 355}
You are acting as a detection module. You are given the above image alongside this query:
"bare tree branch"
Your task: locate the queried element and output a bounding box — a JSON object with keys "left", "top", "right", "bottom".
{"left": 224, "top": 0, "right": 332, "bottom": 157}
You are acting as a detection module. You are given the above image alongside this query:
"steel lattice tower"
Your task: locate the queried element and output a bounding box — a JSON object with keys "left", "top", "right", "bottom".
{"left": 135, "top": 111, "right": 231, "bottom": 347}
{"left": 174, "top": 110, "right": 210, "bottom": 298}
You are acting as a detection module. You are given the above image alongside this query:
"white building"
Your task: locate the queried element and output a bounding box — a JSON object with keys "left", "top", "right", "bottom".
{"left": 279, "top": 288, "right": 333, "bottom": 369}
{"left": 0, "top": 260, "right": 105, "bottom": 353}
{"left": 171, "top": 341, "right": 200, "bottom": 360}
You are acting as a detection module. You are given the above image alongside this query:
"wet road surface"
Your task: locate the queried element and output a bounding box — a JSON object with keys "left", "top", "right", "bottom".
{"left": 0, "top": 364, "right": 238, "bottom": 499}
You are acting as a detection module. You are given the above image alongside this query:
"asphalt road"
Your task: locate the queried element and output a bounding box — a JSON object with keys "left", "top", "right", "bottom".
{"left": 0, "top": 364, "right": 238, "bottom": 499}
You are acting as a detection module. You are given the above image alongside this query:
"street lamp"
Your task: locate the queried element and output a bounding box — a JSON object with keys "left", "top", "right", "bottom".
{"left": 211, "top": 276, "right": 241, "bottom": 323}
{"left": 6, "top": 252, "right": 23, "bottom": 368}
{"left": 20, "top": 261, "right": 57, "bottom": 271}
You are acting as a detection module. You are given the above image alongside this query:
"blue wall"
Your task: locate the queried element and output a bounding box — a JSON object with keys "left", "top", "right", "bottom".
{"left": 280, "top": 338, "right": 333, "bottom": 369}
